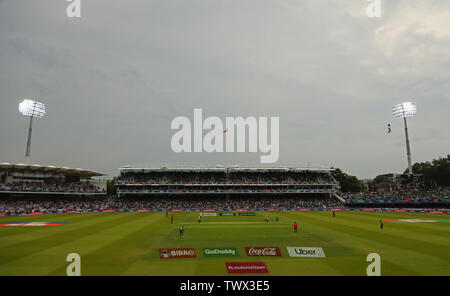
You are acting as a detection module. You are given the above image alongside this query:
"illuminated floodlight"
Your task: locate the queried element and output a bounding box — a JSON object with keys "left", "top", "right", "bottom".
{"left": 392, "top": 102, "right": 417, "bottom": 118}
{"left": 18, "top": 99, "right": 47, "bottom": 164}
{"left": 392, "top": 102, "right": 417, "bottom": 174}
{"left": 19, "top": 99, "right": 46, "bottom": 118}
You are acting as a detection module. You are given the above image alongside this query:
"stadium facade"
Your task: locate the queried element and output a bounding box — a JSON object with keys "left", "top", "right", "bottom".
{"left": 115, "top": 165, "right": 339, "bottom": 199}
{"left": 0, "top": 163, "right": 106, "bottom": 197}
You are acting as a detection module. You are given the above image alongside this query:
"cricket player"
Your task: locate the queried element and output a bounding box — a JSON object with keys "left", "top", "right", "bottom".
{"left": 179, "top": 225, "right": 184, "bottom": 237}
{"left": 171, "top": 215, "right": 174, "bottom": 224}
{"left": 380, "top": 220, "right": 384, "bottom": 231}
{"left": 293, "top": 221, "right": 298, "bottom": 233}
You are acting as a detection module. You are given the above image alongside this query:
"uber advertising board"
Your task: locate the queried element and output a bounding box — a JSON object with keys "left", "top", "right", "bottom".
{"left": 238, "top": 213, "right": 256, "bottom": 216}
{"left": 286, "top": 247, "right": 326, "bottom": 258}
{"left": 203, "top": 248, "right": 239, "bottom": 257}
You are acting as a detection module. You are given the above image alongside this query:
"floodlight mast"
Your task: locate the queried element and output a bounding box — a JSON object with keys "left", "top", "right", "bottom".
{"left": 403, "top": 116, "right": 412, "bottom": 174}
{"left": 392, "top": 102, "right": 416, "bottom": 174}
{"left": 25, "top": 115, "right": 33, "bottom": 164}
{"left": 18, "top": 99, "right": 46, "bottom": 164}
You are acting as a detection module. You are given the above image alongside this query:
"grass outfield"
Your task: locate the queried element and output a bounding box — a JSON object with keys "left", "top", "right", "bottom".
{"left": 0, "top": 211, "right": 449, "bottom": 276}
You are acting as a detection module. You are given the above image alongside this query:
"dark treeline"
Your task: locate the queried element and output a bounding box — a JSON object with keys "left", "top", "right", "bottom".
{"left": 332, "top": 155, "right": 450, "bottom": 193}
{"left": 408, "top": 155, "right": 450, "bottom": 187}
{"left": 330, "top": 168, "right": 362, "bottom": 193}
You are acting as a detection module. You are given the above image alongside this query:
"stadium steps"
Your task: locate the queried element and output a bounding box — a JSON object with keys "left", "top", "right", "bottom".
{"left": 333, "top": 193, "right": 346, "bottom": 203}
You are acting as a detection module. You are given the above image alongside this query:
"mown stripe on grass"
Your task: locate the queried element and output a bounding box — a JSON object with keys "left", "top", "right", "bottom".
{"left": 123, "top": 215, "right": 204, "bottom": 276}
{"left": 0, "top": 212, "right": 113, "bottom": 241}
{"left": 46, "top": 212, "right": 166, "bottom": 275}
{"left": 1, "top": 211, "right": 448, "bottom": 275}
{"left": 0, "top": 212, "right": 148, "bottom": 271}
{"left": 310, "top": 211, "right": 450, "bottom": 247}
{"left": 283, "top": 212, "right": 449, "bottom": 275}
{"left": 299, "top": 211, "right": 450, "bottom": 256}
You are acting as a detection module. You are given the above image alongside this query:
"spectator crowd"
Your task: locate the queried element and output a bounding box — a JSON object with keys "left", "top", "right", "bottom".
{"left": 0, "top": 196, "right": 112, "bottom": 214}
{"left": 342, "top": 188, "right": 449, "bottom": 202}
{"left": 116, "top": 171, "right": 335, "bottom": 184}
{"left": 1, "top": 188, "right": 448, "bottom": 215}
{"left": 0, "top": 181, "right": 104, "bottom": 193}
{"left": 111, "top": 196, "right": 341, "bottom": 210}
{"left": 0, "top": 196, "right": 341, "bottom": 214}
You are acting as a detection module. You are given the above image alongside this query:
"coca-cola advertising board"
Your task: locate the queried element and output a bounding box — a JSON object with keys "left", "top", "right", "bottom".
{"left": 245, "top": 247, "right": 281, "bottom": 256}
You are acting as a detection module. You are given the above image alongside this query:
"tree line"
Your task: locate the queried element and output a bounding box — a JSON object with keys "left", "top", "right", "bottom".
{"left": 407, "top": 155, "right": 450, "bottom": 187}
{"left": 332, "top": 154, "right": 450, "bottom": 193}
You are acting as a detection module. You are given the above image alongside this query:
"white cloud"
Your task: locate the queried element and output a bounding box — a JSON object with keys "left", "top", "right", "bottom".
{"left": 374, "top": 1, "right": 450, "bottom": 59}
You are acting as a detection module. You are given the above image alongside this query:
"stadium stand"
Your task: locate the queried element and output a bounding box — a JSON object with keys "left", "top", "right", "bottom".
{"left": 0, "top": 165, "right": 341, "bottom": 214}
{"left": 0, "top": 196, "right": 341, "bottom": 215}
{"left": 342, "top": 188, "right": 449, "bottom": 205}
{"left": 0, "top": 163, "right": 106, "bottom": 195}
{"left": 115, "top": 166, "right": 337, "bottom": 195}
{"left": 341, "top": 173, "right": 449, "bottom": 207}
{"left": 1, "top": 164, "right": 448, "bottom": 215}
{"left": 0, "top": 196, "right": 112, "bottom": 214}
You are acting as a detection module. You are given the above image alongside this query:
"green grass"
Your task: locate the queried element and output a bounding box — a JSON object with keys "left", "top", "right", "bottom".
{"left": 0, "top": 211, "right": 449, "bottom": 276}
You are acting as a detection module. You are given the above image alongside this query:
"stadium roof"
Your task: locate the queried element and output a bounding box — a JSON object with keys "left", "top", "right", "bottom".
{"left": 0, "top": 163, "right": 105, "bottom": 177}
{"left": 119, "top": 165, "right": 332, "bottom": 173}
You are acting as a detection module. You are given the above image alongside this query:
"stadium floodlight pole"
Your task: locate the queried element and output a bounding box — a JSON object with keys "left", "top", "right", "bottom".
{"left": 392, "top": 102, "right": 417, "bottom": 174}
{"left": 18, "top": 99, "right": 46, "bottom": 164}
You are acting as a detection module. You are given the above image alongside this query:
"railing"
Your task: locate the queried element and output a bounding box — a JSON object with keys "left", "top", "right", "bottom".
{"left": 117, "top": 189, "right": 335, "bottom": 194}
{"left": 0, "top": 190, "right": 106, "bottom": 195}
{"left": 346, "top": 199, "right": 450, "bottom": 204}
{"left": 115, "top": 181, "right": 337, "bottom": 186}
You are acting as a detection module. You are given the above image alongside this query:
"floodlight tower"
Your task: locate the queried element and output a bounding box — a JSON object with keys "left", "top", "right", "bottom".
{"left": 392, "top": 102, "right": 417, "bottom": 174}
{"left": 18, "top": 99, "right": 46, "bottom": 164}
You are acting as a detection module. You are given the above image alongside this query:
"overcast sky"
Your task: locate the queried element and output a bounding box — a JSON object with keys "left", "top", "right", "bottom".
{"left": 0, "top": 0, "right": 449, "bottom": 179}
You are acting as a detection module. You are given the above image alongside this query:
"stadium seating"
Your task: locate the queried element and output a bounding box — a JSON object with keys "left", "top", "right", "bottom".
{"left": 0, "top": 196, "right": 341, "bottom": 215}
{"left": 115, "top": 168, "right": 337, "bottom": 195}
{"left": 342, "top": 188, "right": 449, "bottom": 204}
{"left": 0, "top": 181, "right": 104, "bottom": 194}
